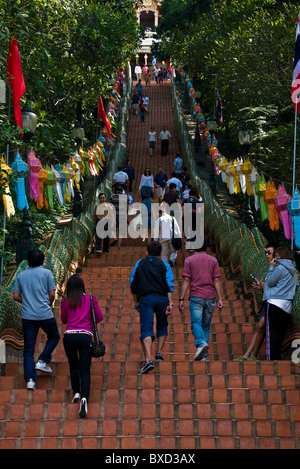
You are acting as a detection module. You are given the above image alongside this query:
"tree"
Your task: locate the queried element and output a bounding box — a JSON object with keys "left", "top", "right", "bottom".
{"left": 154, "top": 0, "right": 299, "bottom": 185}
{"left": 0, "top": 0, "right": 141, "bottom": 163}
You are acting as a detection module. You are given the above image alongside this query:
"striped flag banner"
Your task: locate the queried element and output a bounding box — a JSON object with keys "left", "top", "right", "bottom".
{"left": 292, "top": 12, "right": 300, "bottom": 113}
{"left": 216, "top": 88, "right": 223, "bottom": 126}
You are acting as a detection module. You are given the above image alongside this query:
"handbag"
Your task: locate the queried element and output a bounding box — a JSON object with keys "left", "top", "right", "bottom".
{"left": 171, "top": 217, "right": 182, "bottom": 251}
{"left": 90, "top": 296, "right": 106, "bottom": 358}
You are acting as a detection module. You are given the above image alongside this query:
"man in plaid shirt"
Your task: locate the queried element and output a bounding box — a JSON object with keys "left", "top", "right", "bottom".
{"left": 179, "top": 240, "right": 223, "bottom": 361}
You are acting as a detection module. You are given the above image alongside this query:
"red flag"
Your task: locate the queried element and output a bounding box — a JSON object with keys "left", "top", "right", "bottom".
{"left": 7, "top": 37, "right": 26, "bottom": 129}
{"left": 98, "top": 94, "right": 112, "bottom": 138}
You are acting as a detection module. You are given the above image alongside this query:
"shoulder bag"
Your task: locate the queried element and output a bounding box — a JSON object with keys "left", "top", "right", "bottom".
{"left": 90, "top": 296, "right": 106, "bottom": 358}
{"left": 171, "top": 217, "right": 182, "bottom": 251}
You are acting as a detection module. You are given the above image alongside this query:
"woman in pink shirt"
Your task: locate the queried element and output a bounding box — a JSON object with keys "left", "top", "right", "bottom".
{"left": 61, "top": 275, "right": 103, "bottom": 418}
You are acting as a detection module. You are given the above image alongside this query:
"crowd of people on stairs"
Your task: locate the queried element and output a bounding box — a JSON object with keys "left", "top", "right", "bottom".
{"left": 10, "top": 74, "right": 298, "bottom": 420}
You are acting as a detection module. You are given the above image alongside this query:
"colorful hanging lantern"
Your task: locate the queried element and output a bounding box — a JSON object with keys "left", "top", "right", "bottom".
{"left": 62, "top": 165, "right": 71, "bottom": 203}
{"left": 264, "top": 180, "right": 279, "bottom": 231}
{"left": 36, "top": 165, "right": 48, "bottom": 210}
{"left": 235, "top": 158, "right": 246, "bottom": 194}
{"left": 275, "top": 185, "right": 292, "bottom": 239}
{"left": 225, "top": 161, "right": 234, "bottom": 193}
{"left": 51, "top": 165, "right": 64, "bottom": 206}
{"left": 11, "top": 151, "right": 29, "bottom": 211}
{"left": 240, "top": 158, "right": 253, "bottom": 195}
{"left": 255, "top": 174, "right": 269, "bottom": 221}
{"left": 65, "top": 163, "right": 75, "bottom": 199}
{"left": 88, "top": 149, "right": 99, "bottom": 176}
{"left": 231, "top": 160, "right": 241, "bottom": 194}
{"left": 44, "top": 165, "right": 55, "bottom": 209}
{"left": 28, "top": 149, "right": 41, "bottom": 202}
{"left": 249, "top": 166, "right": 259, "bottom": 211}
{"left": 70, "top": 157, "right": 80, "bottom": 190}
{"left": 287, "top": 188, "right": 300, "bottom": 248}
{"left": 0, "top": 156, "right": 15, "bottom": 217}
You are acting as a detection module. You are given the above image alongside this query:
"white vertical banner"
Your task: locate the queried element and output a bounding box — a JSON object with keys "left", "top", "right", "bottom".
{"left": 0, "top": 339, "right": 6, "bottom": 364}
{"left": 0, "top": 80, "right": 5, "bottom": 103}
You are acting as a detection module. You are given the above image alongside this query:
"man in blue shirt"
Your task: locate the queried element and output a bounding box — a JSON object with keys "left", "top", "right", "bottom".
{"left": 123, "top": 159, "right": 135, "bottom": 192}
{"left": 130, "top": 241, "right": 174, "bottom": 374}
{"left": 13, "top": 249, "right": 60, "bottom": 390}
{"left": 173, "top": 153, "right": 183, "bottom": 174}
{"left": 154, "top": 165, "right": 168, "bottom": 202}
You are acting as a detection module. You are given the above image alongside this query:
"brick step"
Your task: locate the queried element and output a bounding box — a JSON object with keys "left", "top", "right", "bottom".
{"left": 0, "top": 433, "right": 298, "bottom": 450}
{"left": 2, "top": 360, "right": 299, "bottom": 379}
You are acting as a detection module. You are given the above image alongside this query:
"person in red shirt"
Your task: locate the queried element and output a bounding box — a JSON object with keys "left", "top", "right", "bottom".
{"left": 61, "top": 275, "right": 103, "bottom": 418}
{"left": 179, "top": 240, "right": 223, "bottom": 361}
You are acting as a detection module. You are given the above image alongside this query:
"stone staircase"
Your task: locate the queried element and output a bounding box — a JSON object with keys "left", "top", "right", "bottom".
{"left": 1, "top": 247, "right": 299, "bottom": 449}
{"left": 1, "top": 79, "right": 300, "bottom": 450}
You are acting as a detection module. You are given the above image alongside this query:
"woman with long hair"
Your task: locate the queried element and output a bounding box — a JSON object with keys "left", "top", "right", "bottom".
{"left": 264, "top": 246, "right": 298, "bottom": 360}
{"left": 138, "top": 168, "right": 154, "bottom": 199}
{"left": 61, "top": 275, "right": 103, "bottom": 418}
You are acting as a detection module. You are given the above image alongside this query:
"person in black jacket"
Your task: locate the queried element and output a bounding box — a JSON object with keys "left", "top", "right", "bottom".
{"left": 129, "top": 241, "right": 174, "bottom": 374}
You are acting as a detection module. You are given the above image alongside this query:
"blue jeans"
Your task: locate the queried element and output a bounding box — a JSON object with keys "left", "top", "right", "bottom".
{"left": 22, "top": 318, "right": 60, "bottom": 382}
{"left": 138, "top": 294, "right": 169, "bottom": 342}
{"left": 63, "top": 333, "right": 93, "bottom": 401}
{"left": 189, "top": 297, "right": 215, "bottom": 350}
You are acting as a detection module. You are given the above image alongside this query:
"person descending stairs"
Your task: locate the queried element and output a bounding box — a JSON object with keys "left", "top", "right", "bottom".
{"left": 0, "top": 77, "right": 300, "bottom": 450}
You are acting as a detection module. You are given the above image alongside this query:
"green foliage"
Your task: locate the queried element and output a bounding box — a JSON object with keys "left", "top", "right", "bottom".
{"left": 0, "top": 0, "right": 140, "bottom": 163}
{"left": 155, "top": 0, "right": 299, "bottom": 187}
{"left": 0, "top": 0, "right": 141, "bottom": 273}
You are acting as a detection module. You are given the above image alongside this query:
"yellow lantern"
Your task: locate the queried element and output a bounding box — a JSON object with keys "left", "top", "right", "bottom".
{"left": 0, "top": 156, "right": 15, "bottom": 217}
{"left": 241, "top": 158, "right": 253, "bottom": 195}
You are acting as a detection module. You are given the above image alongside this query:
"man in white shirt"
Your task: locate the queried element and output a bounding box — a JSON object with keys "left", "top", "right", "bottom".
{"left": 159, "top": 126, "right": 171, "bottom": 156}
{"left": 134, "top": 64, "right": 142, "bottom": 81}
{"left": 143, "top": 96, "right": 150, "bottom": 108}
{"left": 112, "top": 167, "right": 129, "bottom": 191}
{"left": 153, "top": 209, "right": 181, "bottom": 267}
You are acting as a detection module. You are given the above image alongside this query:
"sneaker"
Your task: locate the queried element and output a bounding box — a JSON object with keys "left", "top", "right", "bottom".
{"left": 139, "top": 360, "right": 154, "bottom": 375}
{"left": 79, "top": 398, "right": 88, "bottom": 418}
{"left": 72, "top": 393, "right": 80, "bottom": 403}
{"left": 194, "top": 345, "right": 209, "bottom": 361}
{"left": 155, "top": 353, "right": 164, "bottom": 361}
{"left": 35, "top": 360, "right": 53, "bottom": 373}
{"left": 95, "top": 249, "right": 102, "bottom": 254}
{"left": 27, "top": 379, "right": 36, "bottom": 390}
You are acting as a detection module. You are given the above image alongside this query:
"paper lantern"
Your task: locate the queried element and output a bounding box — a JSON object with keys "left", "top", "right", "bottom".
{"left": 62, "top": 165, "right": 72, "bottom": 203}
{"left": 275, "top": 185, "right": 292, "bottom": 239}
{"left": 264, "top": 180, "right": 279, "bottom": 231}
{"left": 65, "top": 163, "right": 75, "bottom": 199}
{"left": 0, "top": 156, "right": 15, "bottom": 217}
{"left": 88, "top": 149, "right": 99, "bottom": 176}
{"left": 35, "top": 165, "right": 48, "bottom": 210}
{"left": 28, "top": 150, "right": 42, "bottom": 202}
{"left": 240, "top": 158, "right": 253, "bottom": 195}
{"left": 255, "top": 175, "right": 269, "bottom": 221}
{"left": 287, "top": 188, "right": 300, "bottom": 248}
{"left": 225, "top": 161, "right": 234, "bottom": 193}
{"left": 11, "top": 152, "right": 29, "bottom": 211}
{"left": 44, "top": 165, "right": 55, "bottom": 209}
{"left": 51, "top": 165, "right": 64, "bottom": 206}
{"left": 70, "top": 157, "right": 80, "bottom": 190}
